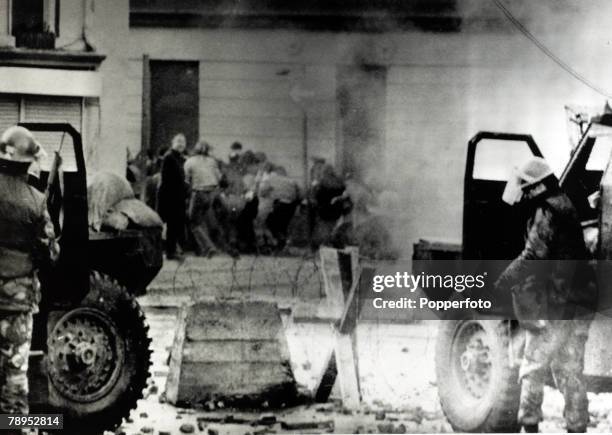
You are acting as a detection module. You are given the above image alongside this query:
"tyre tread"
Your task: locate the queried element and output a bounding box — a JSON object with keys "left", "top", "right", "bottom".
{"left": 50, "top": 271, "right": 152, "bottom": 433}
{"left": 435, "top": 320, "right": 520, "bottom": 433}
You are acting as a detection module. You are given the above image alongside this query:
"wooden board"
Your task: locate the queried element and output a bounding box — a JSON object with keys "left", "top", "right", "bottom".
{"left": 314, "top": 248, "right": 364, "bottom": 409}
{"left": 165, "top": 304, "right": 189, "bottom": 404}
{"left": 319, "top": 247, "right": 345, "bottom": 312}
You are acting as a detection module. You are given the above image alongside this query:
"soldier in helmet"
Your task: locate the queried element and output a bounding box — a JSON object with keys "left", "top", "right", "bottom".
{"left": 0, "top": 126, "right": 58, "bottom": 425}
{"left": 495, "top": 157, "right": 596, "bottom": 433}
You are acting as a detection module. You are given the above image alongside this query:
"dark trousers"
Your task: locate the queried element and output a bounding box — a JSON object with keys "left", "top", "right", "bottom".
{"left": 222, "top": 197, "right": 259, "bottom": 254}
{"left": 165, "top": 208, "right": 186, "bottom": 257}
{"left": 266, "top": 200, "right": 298, "bottom": 249}
{"left": 237, "top": 197, "right": 259, "bottom": 253}
{"left": 188, "top": 190, "right": 219, "bottom": 255}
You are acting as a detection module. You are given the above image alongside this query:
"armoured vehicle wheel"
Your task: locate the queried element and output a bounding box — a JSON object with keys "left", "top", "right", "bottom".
{"left": 435, "top": 320, "right": 520, "bottom": 432}
{"left": 47, "top": 272, "right": 152, "bottom": 433}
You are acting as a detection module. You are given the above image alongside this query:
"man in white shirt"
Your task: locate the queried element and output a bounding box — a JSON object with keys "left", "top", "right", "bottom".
{"left": 184, "top": 141, "right": 222, "bottom": 256}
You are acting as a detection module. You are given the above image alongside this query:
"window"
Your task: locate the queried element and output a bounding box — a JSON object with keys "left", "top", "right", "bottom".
{"left": 0, "top": 95, "right": 82, "bottom": 172}
{"left": 472, "top": 139, "right": 535, "bottom": 181}
{"left": 24, "top": 96, "right": 82, "bottom": 172}
{"left": 12, "top": 0, "right": 59, "bottom": 49}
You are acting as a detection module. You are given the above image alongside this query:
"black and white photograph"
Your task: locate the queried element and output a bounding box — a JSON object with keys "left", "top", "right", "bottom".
{"left": 1, "top": 0, "right": 612, "bottom": 434}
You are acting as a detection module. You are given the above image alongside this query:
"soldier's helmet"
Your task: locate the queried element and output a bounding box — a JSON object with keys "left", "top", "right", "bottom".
{"left": 0, "top": 126, "right": 46, "bottom": 163}
{"left": 503, "top": 157, "right": 555, "bottom": 205}
{"left": 518, "top": 157, "right": 554, "bottom": 189}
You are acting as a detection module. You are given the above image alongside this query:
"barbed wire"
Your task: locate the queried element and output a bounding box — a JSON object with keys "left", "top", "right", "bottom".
{"left": 168, "top": 249, "right": 324, "bottom": 300}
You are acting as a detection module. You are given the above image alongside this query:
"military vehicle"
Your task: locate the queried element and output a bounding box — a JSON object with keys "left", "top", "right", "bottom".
{"left": 21, "top": 123, "right": 162, "bottom": 433}
{"left": 414, "top": 114, "right": 612, "bottom": 432}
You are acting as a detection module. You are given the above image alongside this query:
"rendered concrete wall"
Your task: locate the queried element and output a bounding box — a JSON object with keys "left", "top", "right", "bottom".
{"left": 88, "top": 0, "right": 131, "bottom": 174}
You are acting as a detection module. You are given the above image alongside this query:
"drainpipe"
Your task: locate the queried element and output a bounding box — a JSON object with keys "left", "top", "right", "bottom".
{"left": 82, "top": 0, "right": 95, "bottom": 51}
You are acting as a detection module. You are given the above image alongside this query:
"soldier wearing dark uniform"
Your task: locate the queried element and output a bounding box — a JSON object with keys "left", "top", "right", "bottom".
{"left": 495, "top": 157, "right": 596, "bottom": 433}
{"left": 0, "top": 126, "right": 58, "bottom": 426}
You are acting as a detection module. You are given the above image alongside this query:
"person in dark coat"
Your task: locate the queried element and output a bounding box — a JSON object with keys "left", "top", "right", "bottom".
{"left": 216, "top": 147, "right": 261, "bottom": 254}
{"left": 310, "top": 163, "right": 351, "bottom": 248}
{"left": 157, "top": 134, "right": 187, "bottom": 259}
{"left": 495, "top": 157, "right": 596, "bottom": 433}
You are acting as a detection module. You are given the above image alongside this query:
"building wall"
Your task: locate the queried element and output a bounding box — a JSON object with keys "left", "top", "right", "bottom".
{"left": 57, "top": 0, "right": 132, "bottom": 175}
{"left": 128, "top": 1, "right": 612, "bottom": 256}
{"left": 0, "top": 0, "right": 131, "bottom": 174}
{"left": 87, "top": 0, "right": 131, "bottom": 174}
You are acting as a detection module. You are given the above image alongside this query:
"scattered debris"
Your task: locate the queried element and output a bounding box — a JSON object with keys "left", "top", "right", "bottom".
{"left": 179, "top": 423, "right": 196, "bottom": 433}
{"left": 178, "top": 408, "right": 195, "bottom": 415}
{"left": 280, "top": 420, "right": 334, "bottom": 431}
{"left": 223, "top": 415, "right": 251, "bottom": 424}
{"left": 257, "top": 415, "right": 277, "bottom": 426}
{"left": 377, "top": 423, "right": 395, "bottom": 433}
{"left": 197, "top": 419, "right": 206, "bottom": 432}
{"left": 196, "top": 416, "right": 223, "bottom": 424}
{"left": 315, "top": 404, "right": 334, "bottom": 414}
{"left": 375, "top": 422, "right": 407, "bottom": 433}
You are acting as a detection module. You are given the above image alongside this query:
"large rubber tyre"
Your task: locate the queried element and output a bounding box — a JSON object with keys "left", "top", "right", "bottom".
{"left": 435, "top": 320, "right": 520, "bottom": 433}
{"left": 47, "top": 272, "right": 152, "bottom": 434}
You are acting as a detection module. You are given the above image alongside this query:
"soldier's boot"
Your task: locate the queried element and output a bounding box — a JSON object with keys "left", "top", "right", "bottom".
{"left": 554, "top": 367, "right": 589, "bottom": 434}
{"left": 518, "top": 376, "right": 544, "bottom": 434}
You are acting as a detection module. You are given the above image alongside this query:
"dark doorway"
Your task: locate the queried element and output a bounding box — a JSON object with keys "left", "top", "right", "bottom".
{"left": 150, "top": 61, "right": 199, "bottom": 155}
{"left": 336, "top": 65, "right": 387, "bottom": 181}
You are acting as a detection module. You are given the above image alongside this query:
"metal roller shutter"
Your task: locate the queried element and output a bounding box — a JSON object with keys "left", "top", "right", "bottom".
{"left": 0, "top": 95, "right": 19, "bottom": 136}
{"left": 24, "top": 96, "right": 82, "bottom": 171}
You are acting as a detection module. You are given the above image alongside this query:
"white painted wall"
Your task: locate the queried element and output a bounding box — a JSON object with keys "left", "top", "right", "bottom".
{"left": 87, "top": 0, "right": 131, "bottom": 174}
